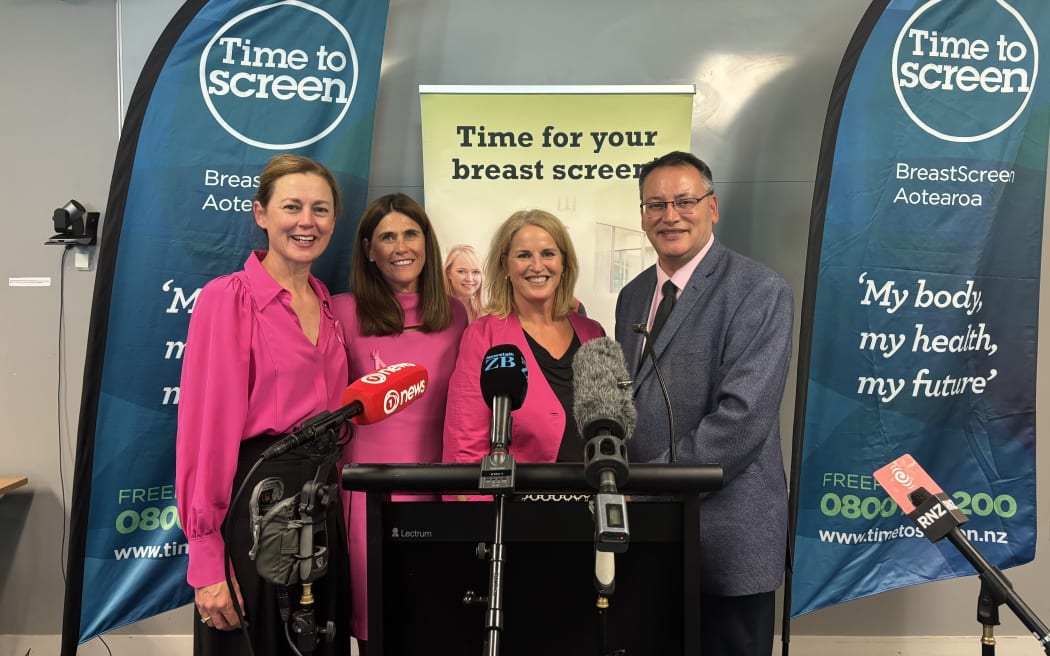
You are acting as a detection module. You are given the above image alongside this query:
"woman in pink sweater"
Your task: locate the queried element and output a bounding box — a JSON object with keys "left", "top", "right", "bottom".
{"left": 330, "top": 193, "right": 467, "bottom": 653}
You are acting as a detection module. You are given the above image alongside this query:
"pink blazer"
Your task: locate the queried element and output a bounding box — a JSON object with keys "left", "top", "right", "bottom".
{"left": 442, "top": 311, "right": 605, "bottom": 465}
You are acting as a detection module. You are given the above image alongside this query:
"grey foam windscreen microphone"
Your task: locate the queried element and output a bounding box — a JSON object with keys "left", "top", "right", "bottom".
{"left": 572, "top": 337, "right": 636, "bottom": 442}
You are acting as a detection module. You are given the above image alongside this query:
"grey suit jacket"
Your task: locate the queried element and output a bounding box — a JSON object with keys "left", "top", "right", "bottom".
{"left": 615, "top": 239, "right": 793, "bottom": 596}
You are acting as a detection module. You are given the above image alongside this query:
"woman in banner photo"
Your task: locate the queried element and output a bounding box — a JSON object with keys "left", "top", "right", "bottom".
{"left": 330, "top": 193, "right": 468, "bottom": 653}
{"left": 444, "top": 243, "right": 485, "bottom": 322}
{"left": 175, "top": 154, "right": 352, "bottom": 656}
{"left": 442, "top": 209, "right": 605, "bottom": 469}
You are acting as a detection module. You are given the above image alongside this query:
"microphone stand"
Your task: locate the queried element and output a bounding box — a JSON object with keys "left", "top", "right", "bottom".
{"left": 223, "top": 430, "right": 344, "bottom": 656}
{"left": 475, "top": 395, "right": 517, "bottom": 656}
{"left": 481, "top": 493, "right": 510, "bottom": 656}
{"left": 289, "top": 477, "right": 338, "bottom": 655}
{"left": 594, "top": 590, "right": 624, "bottom": 656}
{"left": 585, "top": 434, "right": 630, "bottom": 656}
{"left": 904, "top": 488, "right": 1050, "bottom": 655}
{"left": 942, "top": 528, "right": 1050, "bottom": 655}
{"left": 631, "top": 324, "right": 676, "bottom": 463}
{"left": 977, "top": 579, "right": 1000, "bottom": 656}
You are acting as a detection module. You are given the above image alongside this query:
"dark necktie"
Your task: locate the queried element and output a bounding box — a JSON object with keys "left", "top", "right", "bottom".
{"left": 643, "top": 280, "right": 677, "bottom": 361}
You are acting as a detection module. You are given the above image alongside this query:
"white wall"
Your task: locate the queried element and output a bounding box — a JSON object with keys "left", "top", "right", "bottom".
{"left": 1, "top": 0, "right": 119, "bottom": 637}
{"left": 2, "top": 0, "right": 1049, "bottom": 653}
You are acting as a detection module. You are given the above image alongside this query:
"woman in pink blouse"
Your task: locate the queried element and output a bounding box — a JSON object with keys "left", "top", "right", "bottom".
{"left": 330, "top": 193, "right": 467, "bottom": 653}
{"left": 175, "top": 155, "right": 351, "bottom": 656}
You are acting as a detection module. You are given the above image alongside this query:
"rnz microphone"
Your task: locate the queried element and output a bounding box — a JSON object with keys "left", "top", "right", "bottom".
{"left": 906, "top": 487, "right": 969, "bottom": 543}
{"left": 477, "top": 344, "right": 528, "bottom": 492}
{"left": 573, "top": 337, "right": 636, "bottom": 577}
{"left": 261, "top": 363, "right": 429, "bottom": 460}
{"left": 873, "top": 453, "right": 968, "bottom": 542}
{"left": 874, "top": 454, "right": 1050, "bottom": 652}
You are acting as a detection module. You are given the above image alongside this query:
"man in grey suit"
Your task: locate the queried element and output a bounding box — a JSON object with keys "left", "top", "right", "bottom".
{"left": 615, "top": 151, "right": 793, "bottom": 656}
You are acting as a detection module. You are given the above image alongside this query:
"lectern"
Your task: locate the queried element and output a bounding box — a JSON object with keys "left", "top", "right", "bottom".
{"left": 342, "top": 463, "right": 722, "bottom": 656}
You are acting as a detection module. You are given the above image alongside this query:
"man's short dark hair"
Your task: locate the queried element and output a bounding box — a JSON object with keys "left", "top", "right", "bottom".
{"left": 637, "top": 151, "right": 715, "bottom": 196}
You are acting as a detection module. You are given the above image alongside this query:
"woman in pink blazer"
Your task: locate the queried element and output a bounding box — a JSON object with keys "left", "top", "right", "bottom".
{"left": 442, "top": 209, "right": 605, "bottom": 467}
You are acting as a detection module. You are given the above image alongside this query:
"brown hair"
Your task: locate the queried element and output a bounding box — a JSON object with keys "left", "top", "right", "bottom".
{"left": 255, "top": 154, "right": 343, "bottom": 216}
{"left": 349, "top": 193, "right": 452, "bottom": 335}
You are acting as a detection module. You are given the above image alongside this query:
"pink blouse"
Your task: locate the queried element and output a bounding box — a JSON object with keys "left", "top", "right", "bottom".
{"left": 175, "top": 251, "right": 348, "bottom": 588}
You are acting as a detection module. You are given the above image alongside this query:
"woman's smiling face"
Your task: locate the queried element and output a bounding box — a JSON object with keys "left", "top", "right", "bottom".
{"left": 366, "top": 211, "right": 426, "bottom": 293}
{"left": 503, "top": 224, "right": 563, "bottom": 310}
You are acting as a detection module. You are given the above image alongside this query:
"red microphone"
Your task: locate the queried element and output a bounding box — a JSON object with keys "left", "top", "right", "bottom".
{"left": 342, "top": 362, "right": 429, "bottom": 425}
{"left": 261, "top": 363, "right": 428, "bottom": 459}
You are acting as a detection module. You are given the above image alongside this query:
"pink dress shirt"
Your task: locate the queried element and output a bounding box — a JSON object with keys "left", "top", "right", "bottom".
{"left": 175, "top": 251, "right": 348, "bottom": 588}
{"left": 645, "top": 233, "right": 714, "bottom": 331}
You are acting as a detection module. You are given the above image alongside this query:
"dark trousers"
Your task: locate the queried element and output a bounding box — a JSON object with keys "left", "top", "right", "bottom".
{"left": 700, "top": 590, "right": 775, "bottom": 656}
{"left": 193, "top": 435, "right": 352, "bottom": 656}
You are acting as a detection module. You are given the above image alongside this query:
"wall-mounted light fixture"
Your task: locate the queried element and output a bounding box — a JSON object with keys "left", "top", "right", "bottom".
{"left": 46, "top": 200, "right": 99, "bottom": 246}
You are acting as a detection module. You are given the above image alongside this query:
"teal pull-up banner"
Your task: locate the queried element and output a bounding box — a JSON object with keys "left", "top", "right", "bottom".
{"left": 790, "top": 0, "right": 1050, "bottom": 616}
{"left": 61, "top": 1, "right": 389, "bottom": 649}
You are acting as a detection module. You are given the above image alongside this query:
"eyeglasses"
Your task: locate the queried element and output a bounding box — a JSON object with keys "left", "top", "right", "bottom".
{"left": 640, "top": 191, "right": 713, "bottom": 218}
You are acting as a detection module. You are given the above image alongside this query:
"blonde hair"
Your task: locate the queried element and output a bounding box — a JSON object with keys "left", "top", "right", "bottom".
{"left": 444, "top": 244, "right": 483, "bottom": 320}
{"left": 483, "top": 209, "right": 579, "bottom": 320}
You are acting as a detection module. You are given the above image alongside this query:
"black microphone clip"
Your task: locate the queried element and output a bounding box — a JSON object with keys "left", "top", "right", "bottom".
{"left": 260, "top": 407, "right": 354, "bottom": 461}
